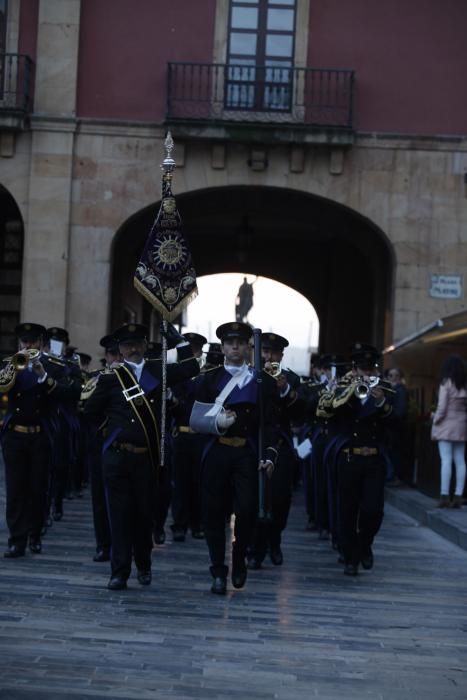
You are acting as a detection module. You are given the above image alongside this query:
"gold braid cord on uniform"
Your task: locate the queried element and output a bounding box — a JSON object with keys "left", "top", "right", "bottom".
{"left": 316, "top": 389, "right": 335, "bottom": 418}
{"left": 0, "top": 361, "right": 16, "bottom": 393}
{"left": 80, "top": 374, "right": 101, "bottom": 402}
{"left": 331, "top": 380, "right": 357, "bottom": 409}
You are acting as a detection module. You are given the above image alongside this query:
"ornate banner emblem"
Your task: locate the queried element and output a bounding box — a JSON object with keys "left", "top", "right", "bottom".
{"left": 134, "top": 133, "right": 198, "bottom": 320}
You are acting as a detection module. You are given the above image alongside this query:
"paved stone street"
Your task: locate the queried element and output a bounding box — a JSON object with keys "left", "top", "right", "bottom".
{"left": 0, "top": 464, "right": 466, "bottom": 700}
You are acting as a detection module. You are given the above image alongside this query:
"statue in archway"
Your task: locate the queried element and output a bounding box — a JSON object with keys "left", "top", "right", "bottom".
{"left": 235, "top": 277, "right": 254, "bottom": 322}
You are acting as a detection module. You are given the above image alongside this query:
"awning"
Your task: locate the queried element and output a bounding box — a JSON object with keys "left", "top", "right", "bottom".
{"left": 383, "top": 309, "right": 467, "bottom": 355}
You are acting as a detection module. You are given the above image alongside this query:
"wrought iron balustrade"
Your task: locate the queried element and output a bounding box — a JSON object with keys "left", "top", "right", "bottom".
{"left": 167, "top": 62, "right": 354, "bottom": 129}
{"left": 0, "top": 54, "right": 33, "bottom": 115}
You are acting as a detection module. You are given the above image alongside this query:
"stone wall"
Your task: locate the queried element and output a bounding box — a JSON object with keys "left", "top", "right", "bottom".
{"left": 67, "top": 129, "right": 467, "bottom": 358}
{"left": 2, "top": 121, "right": 467, "bottom": 359}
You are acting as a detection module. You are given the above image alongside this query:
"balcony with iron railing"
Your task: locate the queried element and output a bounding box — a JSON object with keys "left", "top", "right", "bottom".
{"left": 0, "top": 54, "right": 34, "bottom": 131}
{"left": 166, "top": 62, "right": 355, "bottom": 144}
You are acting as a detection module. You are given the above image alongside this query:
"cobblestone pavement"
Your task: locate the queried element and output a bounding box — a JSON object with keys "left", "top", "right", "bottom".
{"left": 0, "top": 463, "right": 466, "bottom": 700}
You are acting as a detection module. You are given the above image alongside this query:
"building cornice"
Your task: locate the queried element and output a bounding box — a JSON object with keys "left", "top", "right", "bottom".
{"left": 28, "top": 115, "right": 467, "bottom": 152}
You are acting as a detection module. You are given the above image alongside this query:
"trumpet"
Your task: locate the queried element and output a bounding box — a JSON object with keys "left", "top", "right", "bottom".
{"left": 7, "top": 349, "right": 41, "bottom": 370}
{"left": 264, "top": 361, "right": 282, "bottom": 378}
{"left": 0, "top": 349, "right": 41, "bottom": 393}
{"left": 354, "top": 376, "right": 395, "bottom": 399}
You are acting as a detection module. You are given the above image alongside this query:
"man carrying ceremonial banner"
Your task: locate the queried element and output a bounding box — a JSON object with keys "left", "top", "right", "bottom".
{"left": 134, "top": 132, "right": 198, "bottom": 469}
{"left": 84, "top": 135, "right": 200, "bottom": 591}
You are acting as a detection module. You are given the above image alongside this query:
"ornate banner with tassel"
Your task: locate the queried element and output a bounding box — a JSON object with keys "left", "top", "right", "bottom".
{"left": 134, "top": 133, "right": 198, "bottom": 466}
{"left": 134, "top": 132, "right": 198, "bottom": 319}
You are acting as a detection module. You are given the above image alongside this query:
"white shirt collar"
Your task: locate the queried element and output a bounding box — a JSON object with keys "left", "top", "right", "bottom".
{"left": 125, "top": 358, "right": 145, "bottom": 381}
{"left": 223, "top": 362, "right": 253, "bottom": 388}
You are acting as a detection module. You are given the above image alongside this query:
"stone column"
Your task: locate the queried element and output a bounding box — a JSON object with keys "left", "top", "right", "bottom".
{"left": 21, "top": 0, "right": 81, "bottom": 327}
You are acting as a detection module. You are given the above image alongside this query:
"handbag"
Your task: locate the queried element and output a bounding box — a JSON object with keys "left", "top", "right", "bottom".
{"left": 189, "top": 365, "right": 250, "bottom": 435}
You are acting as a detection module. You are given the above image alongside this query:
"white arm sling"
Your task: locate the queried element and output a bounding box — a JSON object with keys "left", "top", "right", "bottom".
{"left": 189, "top": 365, "right": 250, "bottom": 435}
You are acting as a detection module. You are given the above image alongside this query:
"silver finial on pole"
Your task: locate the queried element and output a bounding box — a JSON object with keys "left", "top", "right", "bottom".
{"left": 161, "top": 131, "right": 176, "bottom": 175}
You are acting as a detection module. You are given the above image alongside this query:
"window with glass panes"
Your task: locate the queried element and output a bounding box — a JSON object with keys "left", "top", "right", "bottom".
{"left": 226, "top": 0, "right": 296, "bottom": 111}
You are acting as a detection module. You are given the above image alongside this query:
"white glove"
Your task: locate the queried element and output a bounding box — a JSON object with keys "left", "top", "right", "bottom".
{"left": 216, "top": 410, "right": 236, "bottom": 430}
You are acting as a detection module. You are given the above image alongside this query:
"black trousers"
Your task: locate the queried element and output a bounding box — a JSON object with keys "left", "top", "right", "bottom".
{"left": 154, "top": 460, "right": 172, "bottom": 534}
{"left": 201, "top": 443, "right": 258, "bottom": 576}
{"left": 103, "top": 447, "right": 156, "bottom": 580}
{"left": 171, "top": 432, "right": 203, "bottom": 533}
{"left": 337, "top": 451, "right": 385, "bottom": 566}
{"left": 249, "top": 442, "right": 295, "bottom": 561}
{"left": 52, "top": 418, "right": 72, "bottom": 513}
{"left": 90, "top": 436, "right": 111, "bottom": 553}
{"left": 312, "top": 432, "right": 330, "bottom": 532}
{"left": 2, "top": 430, "right": 50, "bottom": 548}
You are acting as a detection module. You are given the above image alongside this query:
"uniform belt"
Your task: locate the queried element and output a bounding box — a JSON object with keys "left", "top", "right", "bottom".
{"left": 218, "top": 436, "right": 247, "bottom": 448}
{"left": 112, "top": 441, "right": 148, "bottom": 454}
{"left": 10, "top": 425, "right": 41, "bottom": 434}
{"left": 344, "top": 446, "right": 379, "bottom": 457}
{"left": 178, "top": 426, "right": 194, "bottom": 434}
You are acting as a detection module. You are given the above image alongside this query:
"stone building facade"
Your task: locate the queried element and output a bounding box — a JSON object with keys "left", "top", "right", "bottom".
{"left": 1, "top": 0, "right": 467, "bottom": 359}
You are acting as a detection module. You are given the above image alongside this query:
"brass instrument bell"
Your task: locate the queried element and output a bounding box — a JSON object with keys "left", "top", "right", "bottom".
{"left": 265, "top": 361, "right": 282, "bottom": 378}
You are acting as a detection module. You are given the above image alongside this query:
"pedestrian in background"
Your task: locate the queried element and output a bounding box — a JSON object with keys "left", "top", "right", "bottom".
{"left": 431, "top": 354, "right": 467, "bottom": 508}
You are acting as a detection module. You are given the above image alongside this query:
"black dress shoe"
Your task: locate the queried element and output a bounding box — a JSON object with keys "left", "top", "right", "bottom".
{"left": 53, "top": 510, "right": 63, "bottom": 522}
{"left": 269, "top": 546, "right": 283, "bottom": 566}
{"left": 29, "top": 539, "right": 42, "bottom": 554}
{"left": 153, "top": 529, "right": 166, "bottom": 545}
{"left": 107, "top": 576, "right": 127, "bottom": 590}
{"left": 93, "top": 549, "right": 110, "bottom": 562}
{"left": 210, "top": 576, "right": 227, "bottom": 595}
{"left": 191, "top": 530, "right": 205, "bottom": 540}
{"left": 4, "top": 545, "right": 26, "bottom": 559}
{"left": 137, "top": 570, "right": 152, "bottom": 586}
{"left": 361, "top": 548, "right": 374, "bottom": 570}
{"left": 231, "top": 553, "right": 247, "bottom": 589}
{"left": 344, "top": 563, "right": 359, "bottom": 576}
{"left": 172, "top": 529, "right": 185, "bottom": 543}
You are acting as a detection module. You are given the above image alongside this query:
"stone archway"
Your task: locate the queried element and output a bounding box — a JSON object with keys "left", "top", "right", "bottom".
{"left": 0, "top": 184, "right": 24, "bottom": 356}
{"left": 111, "top": 186, "right": 394, "bottom": 353}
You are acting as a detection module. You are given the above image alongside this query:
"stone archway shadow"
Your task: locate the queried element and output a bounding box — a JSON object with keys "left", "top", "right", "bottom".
{"left": 110, "top": 185, "right": 395, "bottom": 352}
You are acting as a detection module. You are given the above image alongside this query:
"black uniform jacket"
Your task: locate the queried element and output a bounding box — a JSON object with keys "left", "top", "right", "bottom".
{"left": 331, "top": 392, "right": 393, "bottom": 450}
{"left": 0, "top": 356, "right": 78, "bottom": 436}
{"left": 84, "top": 345, "right": 199, "bottom": 448}
{"left": 193, "top": 366, "right": 281, "bottom": 460}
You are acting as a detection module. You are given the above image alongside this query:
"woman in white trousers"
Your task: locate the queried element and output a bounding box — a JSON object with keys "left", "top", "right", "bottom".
{"left": 431, "top": 354, "right": 467, "bottom": 508}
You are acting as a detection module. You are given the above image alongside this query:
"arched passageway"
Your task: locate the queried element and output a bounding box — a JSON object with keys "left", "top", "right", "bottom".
{"left": 0, "top": 185, "right": 24, "bottom": 356}
{"left": 111, "top": 186, "right": 393, "bottom": 354}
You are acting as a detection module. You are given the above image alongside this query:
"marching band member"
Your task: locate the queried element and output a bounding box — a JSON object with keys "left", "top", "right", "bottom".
{"left": 190, "top": 322, "right": 280, "bottom": 595}
{"left": 83, "top": 323, "right": 199, "bottom": 590}
{"left": 326, "top": 343, "right": 393, "bottom": 575}
{"left": 248, "top": 332, "right": 303, "bottom": 569}
{"left": 170, "top": 332, "right": 208, "bottom": 542}
{"left": 81, "top": 334, "right": 122, "bottom": 562}
{"left": 0, "top": 323, "right": 77, "bottom": 557}
{"left": 44, "top": 327, "right": 82, "bottom": 521}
